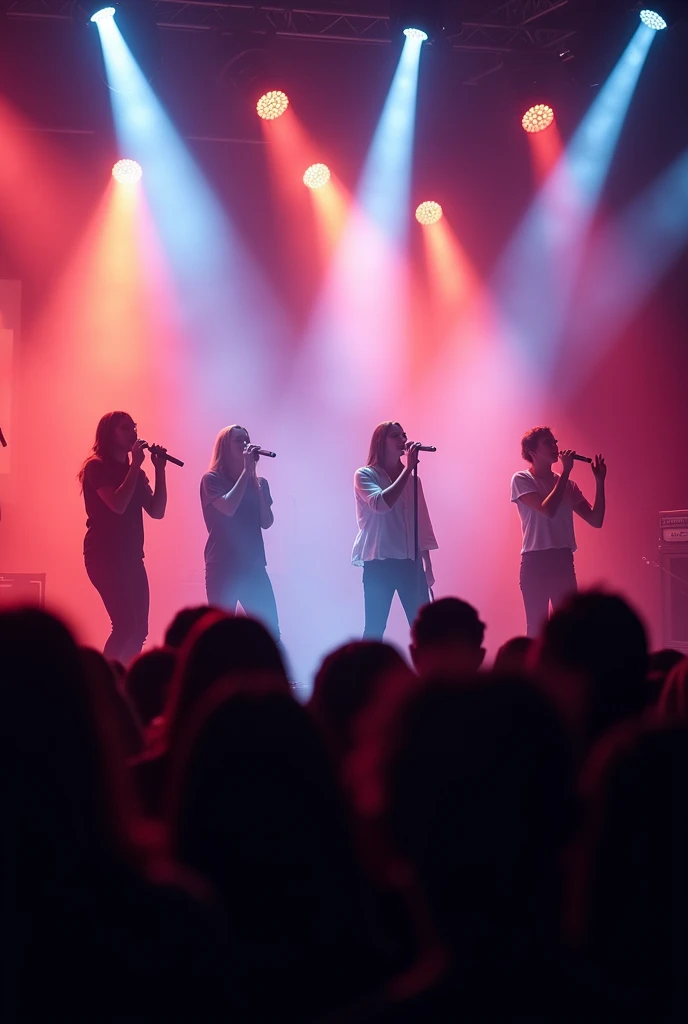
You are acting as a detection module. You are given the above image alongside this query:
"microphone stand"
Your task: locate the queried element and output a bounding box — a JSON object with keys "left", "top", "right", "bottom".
{"left": 413, "top": 461, "right": 426, "bottom": 607}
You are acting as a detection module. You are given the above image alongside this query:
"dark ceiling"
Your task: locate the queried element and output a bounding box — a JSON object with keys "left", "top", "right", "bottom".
{"left": 1, "top": 2, "right": 672, "bottom": 87}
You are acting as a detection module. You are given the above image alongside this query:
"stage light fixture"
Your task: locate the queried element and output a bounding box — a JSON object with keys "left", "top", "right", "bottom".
{"left": 391, "top": 1, "right": 441, "bottom": 42}
{"left": 303, "top": 163, "right": 331, "bottom": 189}
{"left": 403, "top": 27, "right": 428, "bottom": 42}
{"left": 89, "top": 5, "right": 116, "bottom": 24}
{"left": 415, "top": 201, "right": 443, "bottom": 225}
{"left": 256, "top": 90, "right": 289, "bottom": 120}
{"left": 522, "top": 104, "right": 555, "bottom": 134}
{"left": 112, "top": 159, "right": 143, "bottom": 184}
{"left": 639, "top": 9, "right": 668, "bottom": 30}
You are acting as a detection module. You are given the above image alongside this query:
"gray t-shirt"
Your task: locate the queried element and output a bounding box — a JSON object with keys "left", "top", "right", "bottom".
{"left": 200, "top": 471, "right": 271, "bottom": 573}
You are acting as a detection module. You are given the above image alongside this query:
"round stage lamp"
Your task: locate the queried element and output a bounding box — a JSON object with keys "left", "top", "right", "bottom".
{"left": 522, "top": 104, "right": 555, "bottom": 134}
{"left": 403, "top": 27, "right": 429, "bottom": 41}
{"left": 303, "top": 163, "right": 331, "bottom": 189}
{"left": 90, "top": 6, "right": 116, "bottom": 23}
{"left": 112, "top": 159, "right": 143, "bottom": 184}
{"left": 415, "top": 201, "right": 443, "bottom": 226}
{"left": 256, "top": 90, "right": 289, "bottom": 120}
{"left": 639, "top": 9, "right": 668, "bottom": 30}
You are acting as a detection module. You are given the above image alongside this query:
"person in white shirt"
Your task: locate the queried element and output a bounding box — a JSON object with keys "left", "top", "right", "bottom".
{"left": 511, "top": 425, "right": 607, "bottom": 638}
{"left": 352, "top": 421, "right": 438, "bottom": 639}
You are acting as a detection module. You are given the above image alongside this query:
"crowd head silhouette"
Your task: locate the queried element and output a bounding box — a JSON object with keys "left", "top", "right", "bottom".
{"left": 3, "top": 588, "right": 686, "bottom": 1021}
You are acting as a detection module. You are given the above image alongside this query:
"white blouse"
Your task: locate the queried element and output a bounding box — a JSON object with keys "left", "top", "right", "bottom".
{"left": 351, "top": 466, "right": 438, "bottom": 566}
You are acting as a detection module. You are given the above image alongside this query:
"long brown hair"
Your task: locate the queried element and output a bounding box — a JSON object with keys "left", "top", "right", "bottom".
{"left": 208, "top": 425, "right": 247, "bottom": 478}
{"left": 78, "top": 411, "right": 132, "bottom": 486}
{"left": 367, "top": 421, "right": 402, "bottom": 468}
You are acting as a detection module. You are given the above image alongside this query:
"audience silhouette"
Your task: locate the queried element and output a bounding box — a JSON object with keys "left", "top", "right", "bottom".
{"left": 409, "top": 597, "right": 486, "bottom": 675}
{"left": 2, "top": 587, "right": 683, "bottom": 1022}
{"left": 536, "top": 590, "right": 651, "bottom": 758}
{"left": 0, "top": 608, "right": 232, "bottom": 1022}
{"left": 310, "top": 640, "right": 413, "bottom": 767}
{"left": 167, "top": 677, "right": 385, "bottom": 1021}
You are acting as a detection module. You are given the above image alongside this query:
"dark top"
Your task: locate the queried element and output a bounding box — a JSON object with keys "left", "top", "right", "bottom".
{"left": 83, "top": 457, "right": 152, "bottom": 560}
{"left": 200, "top": 471, "right": 269, "bottom": 573}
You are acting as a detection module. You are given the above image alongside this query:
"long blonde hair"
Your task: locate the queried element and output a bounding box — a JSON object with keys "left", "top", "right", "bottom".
{"left": 208, "top": 425, "right": 248, "bottom": 477}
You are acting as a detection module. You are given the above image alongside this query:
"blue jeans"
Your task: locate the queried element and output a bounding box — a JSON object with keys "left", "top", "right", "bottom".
{"left": 362, "top": 558, "right": 429, "bottom": 640}
{"left": 205, "top": 563, "right": 281, "bottom": 642}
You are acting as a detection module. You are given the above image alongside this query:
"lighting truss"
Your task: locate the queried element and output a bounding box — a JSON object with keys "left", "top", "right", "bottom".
{"left": 449, "top": 1, "right": 576, "bottom": 54}
{"left": 3, "top": 0, "right": 578, "bottom": 54}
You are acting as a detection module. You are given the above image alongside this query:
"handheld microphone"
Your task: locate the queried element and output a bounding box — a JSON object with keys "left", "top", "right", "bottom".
{"left": 571, "top": 453, "right": 592, "bottom": 464}
{"left": 405, "top": 442, "right": 437, "bottom": 453}
{"left": 140, "top": 442, "right": 184, "bottom": 468}
{"left": 255, "top": 448, "right": 277, "bottom": 459}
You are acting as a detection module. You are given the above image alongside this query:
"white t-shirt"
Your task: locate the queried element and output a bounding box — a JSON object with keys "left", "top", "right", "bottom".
{"left": 511, "top": 470, "right": 585, "bottom": 555}
{"left": 352, "top": 466, "right": 438, "bottom": 566}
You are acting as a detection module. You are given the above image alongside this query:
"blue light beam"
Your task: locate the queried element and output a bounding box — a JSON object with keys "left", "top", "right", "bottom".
{"left": 493, "top": 23, "right": 657, "bottom": 377}
{"left": 92, "top": 17, "right": 286, "bottom": 406}
{"left": 356, "top": 32, "right": 425, "bottom": 242}
{"left": 560, "top": 146, "right": 688, "bottom": 394}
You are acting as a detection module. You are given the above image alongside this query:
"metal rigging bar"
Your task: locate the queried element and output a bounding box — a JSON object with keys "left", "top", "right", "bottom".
{"left": 4, "top": 0, "right": 578, "bottom": 51}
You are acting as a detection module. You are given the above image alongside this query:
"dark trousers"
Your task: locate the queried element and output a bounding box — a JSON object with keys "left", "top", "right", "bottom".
{"left": 205, "top": 564, "right": 281, "bottom": 642}
{"left": 362, "top": 558, "right": 429, "bottom": 640}
{"left": 520, "top": 548, "right": 577, "bottom": 638}
{"left": 85, "top": 555, "right": 150, "bottom": 666}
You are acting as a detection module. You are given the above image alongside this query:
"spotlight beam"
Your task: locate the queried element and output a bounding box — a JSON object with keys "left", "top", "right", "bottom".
{"left": 561, "top": 145, "right": 688, "bottom": 394}
{"left": 356, "top": 30, "right": 425, "bottom": 242}
{"left": 91, "top": 13, "right": 286, "bottom": 406}
{"left": 493, "top": 21, "right": 658, "bottom": 376}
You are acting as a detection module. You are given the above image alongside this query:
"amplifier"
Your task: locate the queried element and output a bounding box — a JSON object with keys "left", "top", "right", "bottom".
{"left": 658, "top": 513, "right": 688, "bottom": 653}
{"left": 0, "top": 573, "right": 46, "bottom": 608}
{"left": 659, "top": 553, "right": 688, "bottom": 654}
{"left": 659, "top": 510, "right": 688, "bottom": 545}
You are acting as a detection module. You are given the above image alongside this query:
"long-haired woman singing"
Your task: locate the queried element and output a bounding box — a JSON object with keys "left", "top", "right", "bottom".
{"left": 200, "top": 425, "right": 280, "bottom": 641}
{"left": 352, "top": 421, "right": 438, "bottom": 639}
{"left": 79, "top": 411, "right": 167, "bottom": 664}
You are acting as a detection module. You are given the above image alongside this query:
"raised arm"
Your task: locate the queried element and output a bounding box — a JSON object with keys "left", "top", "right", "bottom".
{"left": 356, "top": 444, "right": 422, "bottom": 513}
{"left": 573, "top": 454, "right": 606, "bottom": 528}
{"left": 211, "top": 445, "right": 261, "bottom": 517}
{"left": 517, "top": 450, "right": 575, "bottom": 520}
{"left": 145, "top": 445, "right": 168, "bottom": 520}
{"left": 96, "top": 440, "right": 146, "bottom": 515}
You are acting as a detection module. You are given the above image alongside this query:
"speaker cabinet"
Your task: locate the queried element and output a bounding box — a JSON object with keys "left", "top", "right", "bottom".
{"left": 659, "top": 552, "right": 688, "bottom": 654}
{"left": 0, "top": 573, "right": 46, "bottom": 608}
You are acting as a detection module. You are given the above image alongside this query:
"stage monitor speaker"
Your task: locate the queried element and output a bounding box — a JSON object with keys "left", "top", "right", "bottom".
{"left": 0, "top": 573, "right": 46, "bottom": 608}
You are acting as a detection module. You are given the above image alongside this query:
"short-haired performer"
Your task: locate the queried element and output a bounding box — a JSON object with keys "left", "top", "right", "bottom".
{"left": 511, "top": 426, "right": 606, "bottom": 637}
{"left": 352, "top": 421, "right": 438, "bottom": 640}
